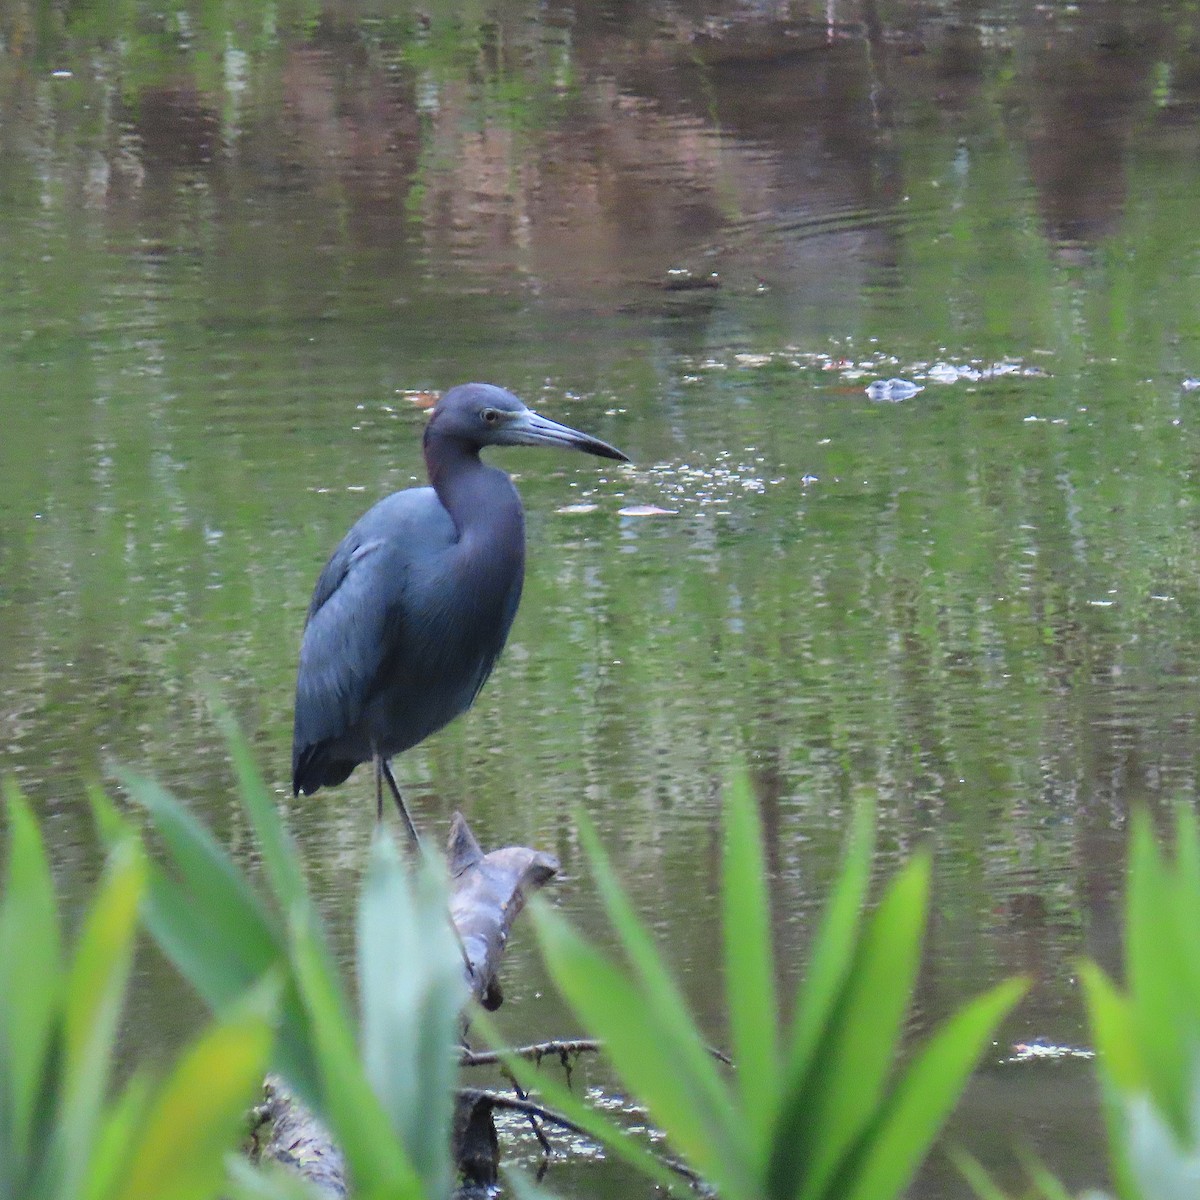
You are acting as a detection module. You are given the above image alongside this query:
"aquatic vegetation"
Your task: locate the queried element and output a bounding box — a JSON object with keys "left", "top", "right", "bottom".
{"left": 493, "top": 769, "right": 1025, "bottom": 1199}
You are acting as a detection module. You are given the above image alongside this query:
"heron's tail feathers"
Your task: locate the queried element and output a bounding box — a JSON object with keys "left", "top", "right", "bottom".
{"left": 292, "top": 742, "right": 358, "bottom": 796}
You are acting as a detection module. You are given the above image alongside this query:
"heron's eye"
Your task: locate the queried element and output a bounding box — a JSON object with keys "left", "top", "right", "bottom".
{"left": 482, "top": 408, "right": 500, "bottom": 425}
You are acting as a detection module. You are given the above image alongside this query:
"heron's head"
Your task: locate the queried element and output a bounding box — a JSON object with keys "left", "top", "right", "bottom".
{"left": 428, "top": 383, "right": 629, "bottom": 463}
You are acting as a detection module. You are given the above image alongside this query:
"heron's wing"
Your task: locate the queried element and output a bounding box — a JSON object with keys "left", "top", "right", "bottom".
{"left": 292, "top": 489, "right": 454, "bottom": 787}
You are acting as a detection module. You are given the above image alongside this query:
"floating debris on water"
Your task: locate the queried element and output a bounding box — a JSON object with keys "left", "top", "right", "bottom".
{"left": 867, "top": 377, "right": 924, "bottom": 402}
{"left": 644, "top": 454, "right": 781, "bottom": 510}
{"left": 1004, "top": 1041, "right": 1094, "bottom": 1065}
{"left": 662, "top": 267, "right": 720, "bottom": 292}
{"left": 618, "top": 504, "right": 677, "bottom": 517}
{"left": 1183, "top": 377, "right": 1200, "bottom": 391}
{"left": 398, "top": 389, "right": 440, "bottom": 409}
{"left": 557, "top": 503, "right": 600, "bottom": 514}
{"left": 927, "top": 361, "right": 965, "bottom": 383}
{"left": 680, "top": 348, "right": 1053, "bottom": 390}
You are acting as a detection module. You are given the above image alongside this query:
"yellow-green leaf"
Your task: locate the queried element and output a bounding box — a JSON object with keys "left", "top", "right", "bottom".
{"left": 113, "top": 1011, "right": 274, "bottom": 1200}
{"left": 0, "top": 782, "right": 63, "bottom": 1164}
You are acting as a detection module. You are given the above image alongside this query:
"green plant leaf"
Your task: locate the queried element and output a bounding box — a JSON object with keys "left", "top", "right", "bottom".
{"left": 288, "top": 904, "right": 421, "bottom": 1195}
{"left": 574, "top": 815, "right": 745, "bottom": 1184}
{"left": 120, "top": 770, "right": 281, "bottom": 973}
{"left": 532, "top": 899, "right": 749, "bottom": 1196}
{"left": 87, "top": 782, "right": 131, "bottom": 851}
{"left": 783, "top": 801, "right": 876, "bottom": 1091}
{"left": 722, "top": 765, "right": 779, "bottom": 1163}
{"left": 358, "top": 833, "right": 463, "bottom": 1197}
{"left": 224, "top": 1156, "right": 328, "bottom": 1200}
{"left": 83, "top": 1072, "right": 153, "bottom": 1200}
{"left": 0, "top": 782, "right": 63, "bottom": 1174}
{"left": 840, "top": 976, "right": 1027, "bottom": 1200}
{"left": 1080, "top": 962, "right": 1141, "bottom": 1095}
{"left": 122, "top": 775, "right": 322, "bottom": 1107}
{"left": 216, "top": 712, "right": 308, "bottom": 916}
{"left": 773, "top": 851, "right": 930, "bottom": 1200}
{"left": 948, "top": 1147, "right": 1013, "bottom": 1200}
{"left": 142, "top": 860, "right": 270, "bottom": 1004}
{"left": 1125, "top": 812, "right": 1190, "bottom": 1137}
{"left": 1168, "top": 806, "right": 1200, "bottom": 1031}
{"left": 57, "top": 836, "right": 146, "bottom": 1200}
{"left": 502, "top": 1165, "right": 564, "bottom": 1200}
{"left": 111, "top": 993, "right": 275, "bottom": 1200}
{"left": 1080, "top": 960, "right": 1145, "bottom": 1200}
{"left": 1014, "top": 1147, "right": 1078, "bottom": 1200}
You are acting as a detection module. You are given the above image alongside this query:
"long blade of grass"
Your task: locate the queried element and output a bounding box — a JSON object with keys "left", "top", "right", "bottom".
{"left": 216, "top": 712, "right": 308, "bottom": 915}
{"left": 532, "top": 899, "right": 749, "bottom": 1195}
{"left": 116, "top": 775, "right": 323, "bottom": 1106}
{"left": 1125, "top": 812, "right": 1188, "bottom": 1136}
{"left": 1014, "top": 1148, "right": 1077, "bottom": 1200}
{"left": 0, "top": 783, "right": 63, "bottom": 1171}
{"left": 120, "top": 770, "right": 281, "bottom": 968}
{"left": 142, "top": 860, "right": 270, "bottom": 1002}
{"left": 288, "top": 904, "right": 421, "bottom": 1195}
{"left": 839, "top": 976, "right": 1027, "bottom": 1200}
{"left": 358, "top": 834, "right": 463, "bottom": 1197}
{"left": 1078, "top": 960, "right": 1141, "bottom": 1200}
{"left": 722, "top": 766, "right": 779, "bottom": 1163}
{"left": 1079, "top": 962, "right": 1141, "bottom": 1094}
{"left": 948, "top": 1147, "right": 1015, "bottom": 1200}
{"left": 772, "top": 851, "right": 929, "bottom": 1200}
{"left": 1170, "top": 806, "right": 1200, "bottom": 1016}
{"left": 225, "top": 1157, "right": 328, "bottom": 1200}
{"left": 58, "top": 836, "right": 146, "bottom": 1199}
{"left": 83, "top": 1072, "right": 153, "bottom": 1200}
{"left": 218, "top": 718, "right": 348, "bottom": 1102}
{"left": 112, "top": 997, "right": 275, "bottom": 1200}
{"left": 783, "top": 801, "right": 875, "bottom": 1088}
{"left": 502, "top": 1166, "right": 565, "bottom": 1200}
{"left": 575, "top": 815, "right": 743, "bottom": 1176}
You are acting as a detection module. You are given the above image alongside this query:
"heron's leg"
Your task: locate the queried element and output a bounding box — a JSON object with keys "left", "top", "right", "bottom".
{"left": 377, "top": 757, "right": 476, "bottom": 983}
{"left": 380, "top": 757, "right": 421, "bottom": 852}
{"left": 373, "top": 755, "right": 385, "bottom": 822}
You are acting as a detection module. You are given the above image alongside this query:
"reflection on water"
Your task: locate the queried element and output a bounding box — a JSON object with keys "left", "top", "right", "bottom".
{"left": 4, "top": 0, "right": 1200, "bottom": 1194}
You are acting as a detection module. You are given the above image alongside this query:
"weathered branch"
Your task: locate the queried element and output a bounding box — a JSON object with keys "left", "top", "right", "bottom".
{"left": 252, "top": 813, "right": 559, "bottom": 1195}
{"left": 458, "top": 1088, "right": 707, "bottom": 1190}
{"left": 248, "top": 1075, "right": 346, "bottom": 1199}
{"left": 460, "top": 1037, "right": 733, "bottom": 1069}
{"left": 459, "top": 1038, "right": 603, "bottom": 1068}
{"left": 446, "top": 812, "right": 559, "bottom": 1010}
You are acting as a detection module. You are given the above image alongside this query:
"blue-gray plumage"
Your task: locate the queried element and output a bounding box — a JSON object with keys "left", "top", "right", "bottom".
{"left": 292, "top": 382, "right": 629, "bottom": 841}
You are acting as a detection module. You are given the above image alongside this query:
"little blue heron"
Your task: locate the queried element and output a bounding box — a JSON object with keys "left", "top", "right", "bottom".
{"left": 291, "top": 382, "right": 629, "bottom": 843}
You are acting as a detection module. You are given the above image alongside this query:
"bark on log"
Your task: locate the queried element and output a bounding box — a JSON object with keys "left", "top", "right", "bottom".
{"left": 251, "top": 813, "right": 558, "bottom": 1194}
{"left": 446, "top": 811, "right": 559, "bottom": 1010}
{"left": 249, "top": 1076, "right": 346, "bottom": 1199}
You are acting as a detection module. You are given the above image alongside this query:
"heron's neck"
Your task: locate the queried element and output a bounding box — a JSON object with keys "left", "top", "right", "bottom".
{"left": 425, "top": 437, "right": 522, "bottom": 542}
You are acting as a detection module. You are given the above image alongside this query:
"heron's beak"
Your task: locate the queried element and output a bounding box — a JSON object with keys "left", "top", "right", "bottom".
{"left": 509, "top": 409, "right": 630, "bottom": 463}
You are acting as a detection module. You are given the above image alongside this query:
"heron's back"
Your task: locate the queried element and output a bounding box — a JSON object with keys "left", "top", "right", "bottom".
{"left": 292, "top": 474, "right": 524, "bottom": 794}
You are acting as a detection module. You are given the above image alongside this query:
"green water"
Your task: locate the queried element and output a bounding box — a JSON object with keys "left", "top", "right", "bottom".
{"left": 5, "top": 0, "right": 1200, "bottom": 1192}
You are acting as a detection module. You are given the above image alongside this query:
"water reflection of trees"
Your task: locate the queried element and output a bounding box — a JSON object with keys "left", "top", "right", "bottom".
{"left": 3, "top": 2, "right": 1199, "bottom": 288}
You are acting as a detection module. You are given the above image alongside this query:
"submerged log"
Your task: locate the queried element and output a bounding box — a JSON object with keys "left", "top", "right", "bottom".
{"left": 250, "top": 814, "right": 558, "bottom": 1194}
